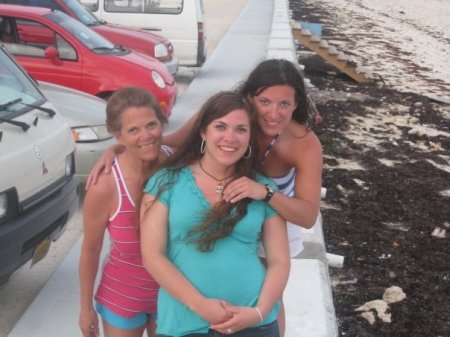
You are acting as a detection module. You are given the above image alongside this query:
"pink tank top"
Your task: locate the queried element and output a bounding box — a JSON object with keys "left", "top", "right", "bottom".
{"left": 95, "top": 159, "right": 159, "bottom": 317}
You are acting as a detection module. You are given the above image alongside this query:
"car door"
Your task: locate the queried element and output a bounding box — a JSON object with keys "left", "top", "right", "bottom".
{"left": 4, "top": 16, "right": 83, "bottom": 90}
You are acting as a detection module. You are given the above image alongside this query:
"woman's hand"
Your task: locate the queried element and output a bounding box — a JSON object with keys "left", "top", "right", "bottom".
{"left": 85, "top": 144, "right": 123, "bottom": 190}
{"left": 194, "top": 298, "right": 234, "bottom": 325}
{"left": 210, "top": 302, "right": 262, "bottom": 334}
{"left": 79, "top": 307, "right": 99, "bottom": 337}
{"left": 222, "top": 177, "right": 267, "bottom": 203}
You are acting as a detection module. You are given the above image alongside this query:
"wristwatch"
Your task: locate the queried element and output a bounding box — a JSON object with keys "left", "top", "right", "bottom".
{"left": 263, "top": 184, "right": 276, "bottom": 202}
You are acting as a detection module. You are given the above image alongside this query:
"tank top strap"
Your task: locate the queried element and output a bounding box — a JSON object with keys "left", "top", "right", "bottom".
{"left": 161, "top": 144, "right": 174, "bottom": 156}
{"left": 111, "top": 158, "right": 128, "bottom": 197}
{"left": 109, "top": 158, "right": 135, "bottom": 221}
{"left": 261, "top": 132, "right": 281, "bottom": 165}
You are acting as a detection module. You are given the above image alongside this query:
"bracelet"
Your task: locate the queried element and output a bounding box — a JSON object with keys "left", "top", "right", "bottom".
{"left": 254, "top": 307, "right": 263, "bottom": 322}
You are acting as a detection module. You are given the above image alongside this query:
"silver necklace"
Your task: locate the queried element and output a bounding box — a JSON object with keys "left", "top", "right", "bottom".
{"left": 198, "top": 159, "right": 234, "bottom": 194}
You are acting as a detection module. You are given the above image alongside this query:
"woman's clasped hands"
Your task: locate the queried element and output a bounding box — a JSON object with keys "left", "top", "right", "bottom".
{"left": 211, "top": 302, "right": 264, "bottom": 335}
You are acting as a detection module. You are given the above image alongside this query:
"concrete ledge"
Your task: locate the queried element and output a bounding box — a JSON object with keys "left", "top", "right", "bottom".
{"left": 269, "top": 1, "right": 339, "bottom": 336}
{"left": 266, "top": 49, "right": 298, "bottom": 63}
{"left": 285, "top": 260, "right": 338, "bottom": 337}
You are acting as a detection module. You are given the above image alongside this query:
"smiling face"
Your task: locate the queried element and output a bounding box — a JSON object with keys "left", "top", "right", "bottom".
{"left": 251, "top": 84, "right": 298, "bottom": 137}
{"left": 201, "top": 108, "right": 251, "bottom": 168}
{"left": 115, "top": 106, "right": 163, "bottom": 162}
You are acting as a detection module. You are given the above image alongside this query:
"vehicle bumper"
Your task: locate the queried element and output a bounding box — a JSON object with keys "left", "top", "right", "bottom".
{"left": 0, "top": 176, "right": 79, "bottom": 283}
{"left": 164, "top": 57, "right": 179, "bottom": 75}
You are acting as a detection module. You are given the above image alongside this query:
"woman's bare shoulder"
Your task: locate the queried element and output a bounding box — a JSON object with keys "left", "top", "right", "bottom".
{"left": 278, "top": 122, "right": 322, "bottom": 163}
{"left": 85, "top": 169, "right": 116, "bottom": 204}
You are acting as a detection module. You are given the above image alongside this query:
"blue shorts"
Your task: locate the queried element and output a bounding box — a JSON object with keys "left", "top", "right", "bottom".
{"left": 95, "top": 302, "right": 157, "bottom": 330}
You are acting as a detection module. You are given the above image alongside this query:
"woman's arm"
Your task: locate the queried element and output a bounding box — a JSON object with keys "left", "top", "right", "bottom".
{"left": 162, "top": 111, "right": 198, "bottom": 148}
{"left": 79, "top": 176, "right": 112, "bottom": 337}
{"left": 223, "top": 134, "right": 323, "bottom": 228}
{"left": 254, "top": 215, "right": 290, "bottom": 316}
{"left": 85, "top": 144, "right": 124, "bottom": 189}
{"left": 267, "top": 135, "right": 323, "bottom": 227}
{"left": 211, "top": 215, "right": 290, "bottom": 333}
{"left": 140, "top": 194, "right": 232, "bottom": 324}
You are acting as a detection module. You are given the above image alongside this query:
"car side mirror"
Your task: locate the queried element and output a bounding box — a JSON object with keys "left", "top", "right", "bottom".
{"left": 44, "top": 46, "right": 62, "bottom": 65}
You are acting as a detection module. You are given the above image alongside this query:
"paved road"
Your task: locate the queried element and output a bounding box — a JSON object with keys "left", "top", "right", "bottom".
{"left": 0, "top": 1, "right": 248, "bottom": 336}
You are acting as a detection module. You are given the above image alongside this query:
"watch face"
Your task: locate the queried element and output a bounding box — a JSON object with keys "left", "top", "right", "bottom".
{"left": 265, "top": 184, "right": 275, "bottom": 201}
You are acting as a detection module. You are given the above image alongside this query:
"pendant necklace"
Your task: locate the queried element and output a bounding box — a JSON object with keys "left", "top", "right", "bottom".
{"left": 198, "top": 159, "right": 234, "bottom": 194}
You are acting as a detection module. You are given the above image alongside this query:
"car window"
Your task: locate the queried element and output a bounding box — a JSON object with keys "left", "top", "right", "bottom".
{"left": 102, "top": 0, "right": 183, "bottom": 14}
{"left": 45, "top": 11, "right": 115, "bottom": 51}
{"left": 4, "top": 17, "right": 77, "bottom": 61}
{"left": 55, "top": 33, "right": 76, "bottom": 60}
{"left": 61, "top": 0, "right": 101, "bottom": 26}
{"left": 0, "top": 48, "right": 44, "bottom": 119}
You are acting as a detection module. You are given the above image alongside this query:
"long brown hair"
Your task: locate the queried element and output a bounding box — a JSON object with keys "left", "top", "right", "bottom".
{"left": 152, "top": 91, "right": 259, "bottom": 251}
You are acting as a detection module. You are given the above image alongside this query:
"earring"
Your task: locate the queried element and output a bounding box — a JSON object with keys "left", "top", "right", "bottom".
{"left": 200, "top": 140, "right": 206, "bottom": 154}
{"left": 243, "top": 145, "right": 252, "bottom": 159}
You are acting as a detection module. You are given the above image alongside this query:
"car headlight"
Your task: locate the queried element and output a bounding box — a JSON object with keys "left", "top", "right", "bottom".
{"left": 151, "top": 70, "right": 166, "bottom": 89}
{"left": 154, "top": 43, "right": 169, "bottom": 58}
{"left": 71, "top": 125, "right": 112, "bottom": 143}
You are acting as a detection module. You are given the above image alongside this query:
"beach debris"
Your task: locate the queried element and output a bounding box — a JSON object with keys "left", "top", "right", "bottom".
{"left": 331, "top": 276, "right": 358, "bottom": 287}
{"left": 383, "top": 286, "right": 407, "bottom": 304}
{"left": 382, "top": 221, "right": 410, "bottom": 232}
{"left": 360, "top": 311, "right": 376, "bottom": 325}
{"left": 431, "top": 227, "right": 446, "bottom": 238}
{"left": 353, "top": 178, "right": 366, "bottom": 188}
{"left": 326, "top": 253, "right": 345, "bottom": 268}
{"left": 336, "top": 184, "right": 350, "bottom": 196}
{"left": 356, "top": 299, "right": 391, "bottom": 323}
{"left": 356, "top": 286, "right": 406, "bottom": 324}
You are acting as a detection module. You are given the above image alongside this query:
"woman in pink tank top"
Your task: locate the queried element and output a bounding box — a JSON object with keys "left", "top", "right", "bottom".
{"left": 79, "top": 87, "right": 172, "bottom": 337}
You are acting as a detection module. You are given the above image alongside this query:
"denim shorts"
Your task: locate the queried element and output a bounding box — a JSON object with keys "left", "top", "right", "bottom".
{"left": 95, "top": 302, "right": 157, "bottom": 330}
{"left": 158, "top": 320, "right": 279, "bottom": 337}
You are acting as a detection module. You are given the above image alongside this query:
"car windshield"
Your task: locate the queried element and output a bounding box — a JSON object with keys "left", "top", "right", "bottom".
{"left": 61, "top": 0, "right": 102, "bottom": 26}
{"left": 0, "top": 48, "right": 44, "bottom": 119}
{"left": 45, "top": 11, "right": 115, "bottom": 51}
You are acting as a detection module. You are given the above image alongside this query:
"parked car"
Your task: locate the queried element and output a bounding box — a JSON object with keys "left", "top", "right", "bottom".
{"left": 38, "top": 80, "right": 116, "bottom": 183}
{"left": 0, "top": 45, "right": 78, "bottom": 284}
{"left": 0, "top": 5, "right": 176, "bottom": 117}
{"left": 0, "top": 0, "right": 178, "bottom": 74}
{"left": 79, "top": 0, "right": 207, "bottom": 67}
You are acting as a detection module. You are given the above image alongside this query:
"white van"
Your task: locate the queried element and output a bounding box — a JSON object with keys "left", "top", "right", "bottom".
{"left": 80, "top": 0, "right": 207, "bottom": 67}
{"left": 0, "top": 45, "right": 78, "bottom": 284}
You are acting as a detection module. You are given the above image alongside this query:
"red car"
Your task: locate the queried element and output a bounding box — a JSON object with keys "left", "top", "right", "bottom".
{"left": 0, "top": 5, "right": 176, "bottom": 116}
{"left": 0, "top": 0, "right": 178, "bottom": 74}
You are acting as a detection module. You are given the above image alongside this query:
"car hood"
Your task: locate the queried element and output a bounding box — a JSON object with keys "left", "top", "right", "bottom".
{"left": 38, "top": 81, "right": 107, "bottom": 126}
{"left": 96, "top": 22, "right": 168, "bottom": 44}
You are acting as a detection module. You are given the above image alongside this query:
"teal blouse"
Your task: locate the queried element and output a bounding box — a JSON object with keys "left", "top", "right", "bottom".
{"left": 144, "top": 166, "right": 280, "bottom": 337}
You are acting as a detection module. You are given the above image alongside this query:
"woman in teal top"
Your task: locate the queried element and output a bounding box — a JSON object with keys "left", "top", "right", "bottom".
{"left": 140, "top": 91, "right": 290, "bottom": 337}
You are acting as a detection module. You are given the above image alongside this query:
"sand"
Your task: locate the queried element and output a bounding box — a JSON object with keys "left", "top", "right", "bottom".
{"left": 299, "top": 0, "right": 450, "bottom": 99}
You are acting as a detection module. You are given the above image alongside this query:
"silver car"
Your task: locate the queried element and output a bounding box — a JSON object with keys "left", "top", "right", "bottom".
{"left": 38, "top": 81, "right": 115, "bottom": 183}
